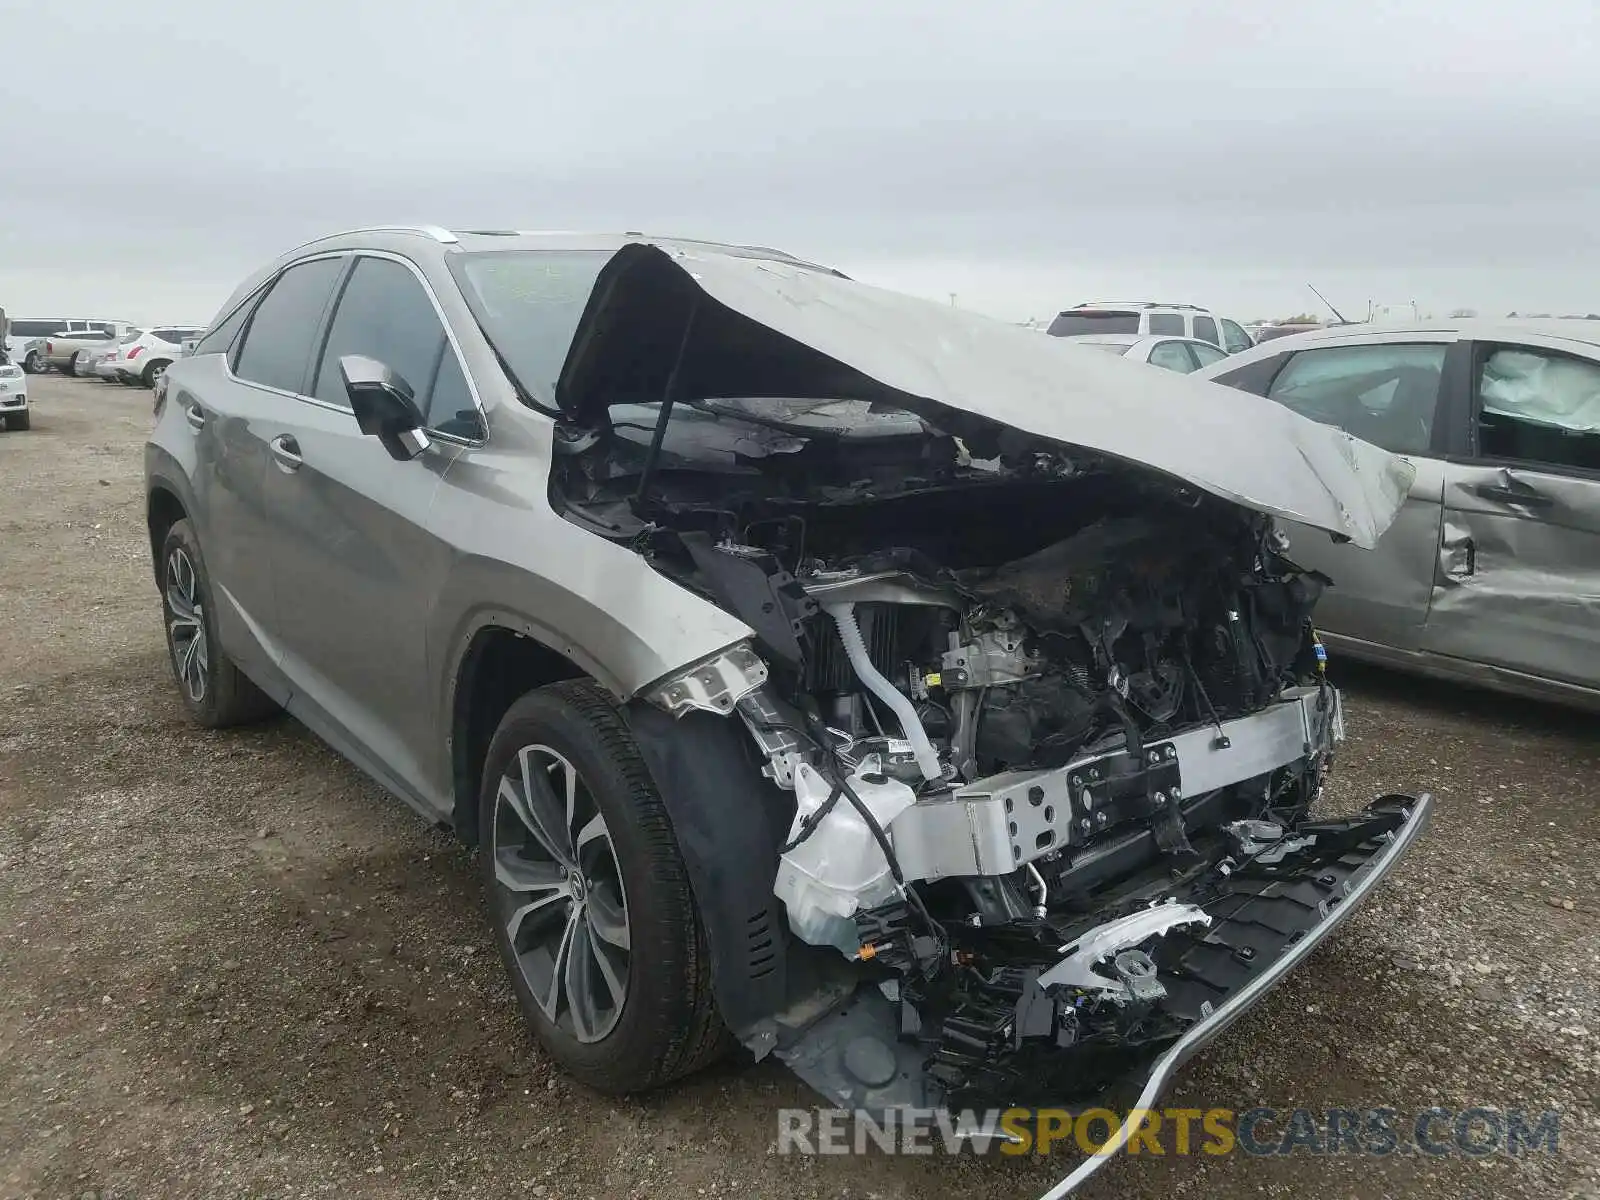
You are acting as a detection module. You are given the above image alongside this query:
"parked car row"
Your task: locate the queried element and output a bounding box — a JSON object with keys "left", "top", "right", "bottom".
{"left": 2, "top": 318, "right": 202, "bottom": 385}
{"left": 80, "top": 326, "right": 205, "bottom": 388}
{"left": 3, "top": 317, "right": 130, "bottom": 375}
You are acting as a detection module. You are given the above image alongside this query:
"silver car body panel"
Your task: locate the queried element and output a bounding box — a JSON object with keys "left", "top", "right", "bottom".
{"left": 892, "top": 686, "right": 1343, "bottom": 880}
{"left": 1197, "top": 319, "right": 1600, "bottom": 709}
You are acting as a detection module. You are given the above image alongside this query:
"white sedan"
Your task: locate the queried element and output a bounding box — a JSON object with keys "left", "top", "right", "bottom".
{"left": 1057, "top": 332, "right": 1232, "bottom": 375}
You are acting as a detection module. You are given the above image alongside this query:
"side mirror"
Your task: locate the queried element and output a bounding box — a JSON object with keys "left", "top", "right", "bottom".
{"left": 340, "top": 355, "right": 432, "bottom": 461}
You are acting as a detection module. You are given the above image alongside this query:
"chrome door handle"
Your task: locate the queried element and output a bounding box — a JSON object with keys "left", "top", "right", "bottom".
{"left": 269, "top": 434, "right": 303, "bottom": 473}
{"left": 184, "top": 405, "right": 206, "bottom": 430}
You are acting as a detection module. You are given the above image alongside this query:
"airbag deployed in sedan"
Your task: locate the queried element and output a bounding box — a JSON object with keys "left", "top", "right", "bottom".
{"left": 556, "top": 244, "right": 1414, "bottom": 549}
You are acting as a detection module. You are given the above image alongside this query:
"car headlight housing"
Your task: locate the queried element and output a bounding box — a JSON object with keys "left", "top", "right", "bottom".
{"left": 645, "top": 642, "right": 769, "bottom": 717}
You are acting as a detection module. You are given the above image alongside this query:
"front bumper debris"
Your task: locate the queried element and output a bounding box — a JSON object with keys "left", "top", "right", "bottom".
{"left": 770, "top": 790, "right": 1431, "bottom": 1196}
{"left": 1032, "top": 790, "right": 1431, "bottom": 1197}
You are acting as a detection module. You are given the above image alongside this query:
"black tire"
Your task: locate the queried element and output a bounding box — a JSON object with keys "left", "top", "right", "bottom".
{"left": 158, "top": 518, "right": 279, "bottom": 728}
{"left": 478, "top": 679, "right": 727, "bottom": 1093}
{"left": 5, "top": 411, "right": 28, "bottom": 432}
{"left": 22, "top": 351, "right": 41, "bottom": 374}
{"left": 140, "top": 358, "right": 171, "bottom": 388}
{"left": 65, "top": 352, "right": 81, "bottom": 378}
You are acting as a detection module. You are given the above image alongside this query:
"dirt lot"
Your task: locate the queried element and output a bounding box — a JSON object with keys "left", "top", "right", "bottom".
{"left": 2, "top": 374, "right": 1598, "bottom": 1199}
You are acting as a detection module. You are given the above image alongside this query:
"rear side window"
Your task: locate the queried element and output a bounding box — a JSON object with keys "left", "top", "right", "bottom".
{"left": 233, "top": 258, "right": 344, "bottom": 392}
{"left": 1148, "top": 340, "right": 1199, "bottom": 373}
{"left": 313, "top": 256, "right": 481, "bottom": 437}
{"left": 194, "top": 290, "right": 264, "bottom": 357}
{"left": 1476, "top": 346, "right": 1600, "bottom": 472}
{"left": 1220, "top": 319, "right": 1252, "bottom": 354}
{"left": 11, "top": 320, "right": 65, "bottom": 337}
{"left": 1147, "top": 313, "right": 1184, "bottom": 336}
{"left": 1190, "top": 341, "right": 1229, "bottom": 369}
{"left": 1047, "top": 311, "right": 1139, "bottom": 337}
{"left": 1268, "top": 343, "right": 1446, "bottom": 455}
{"left": 1192, "top": 315, "right": 1219, "bottom": 345}
{"left": 151, "top": 328, "right": 192, "bottom": 343}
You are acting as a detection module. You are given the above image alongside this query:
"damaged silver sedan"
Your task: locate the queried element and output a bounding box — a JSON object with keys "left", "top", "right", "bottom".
{"left": 145, "top": 228, "right": 1430, "bottom": 1195}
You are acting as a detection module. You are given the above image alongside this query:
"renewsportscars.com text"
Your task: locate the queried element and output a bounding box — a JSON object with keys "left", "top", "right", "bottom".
{"left": 776, "top": 1105, "right": 1562, "bottom": 1158}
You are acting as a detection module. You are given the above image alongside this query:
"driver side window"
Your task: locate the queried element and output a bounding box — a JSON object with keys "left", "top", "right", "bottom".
{"left": 313, "top": 256, "right": 484, "bottom": 440}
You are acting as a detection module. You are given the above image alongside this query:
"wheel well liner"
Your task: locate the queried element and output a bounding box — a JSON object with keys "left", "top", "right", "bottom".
{"left": 146, "top": 486, "right": 188, "bottom": 585}
{"left": 451, "top": 626, "right": 585, "bottom": 843}
{"left": 624, "top": 701, "right": 796, "bottom": 1039}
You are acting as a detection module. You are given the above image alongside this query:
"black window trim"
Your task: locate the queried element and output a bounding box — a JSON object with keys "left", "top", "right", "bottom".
{"left": 194, "top": 282, "right": 270, "bottom": 359}
{"left": 226, "top": 251, "right": 350, "bottom": 400}
{"left": 1456, "top": 338, "right": 1600, "bottom": 483}
{"left": 302, "top": 249, "right": 488, "bottom": 447}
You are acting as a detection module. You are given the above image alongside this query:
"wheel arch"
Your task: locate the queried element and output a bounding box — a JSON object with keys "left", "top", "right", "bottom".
{"left": 448, "top": 622, "right": 588, "bottom": 845}
{"left": 146, "top": 481, "right": 190, "bottom": 587}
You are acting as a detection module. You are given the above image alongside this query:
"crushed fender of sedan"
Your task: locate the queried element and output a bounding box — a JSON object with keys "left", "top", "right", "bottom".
{"left": 549, "top": 247, "right": 1430, "bottom": 1151}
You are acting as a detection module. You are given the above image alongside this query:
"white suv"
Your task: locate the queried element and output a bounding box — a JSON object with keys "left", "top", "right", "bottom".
{"left": 1048, "top": 302, "right": 1256, "bottom": 354}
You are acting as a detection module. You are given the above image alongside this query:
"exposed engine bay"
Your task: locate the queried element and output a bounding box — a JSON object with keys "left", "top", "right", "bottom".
{"left": 552, "top": 407, "right": 1427, "bottom": 1120}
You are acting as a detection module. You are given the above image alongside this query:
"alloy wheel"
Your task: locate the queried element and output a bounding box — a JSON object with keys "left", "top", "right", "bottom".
{"left": 492, "top": 744, "right": 630, "bottom": 1043}
{"left": 165, "top": 547, "right": 208, "bottom": 703}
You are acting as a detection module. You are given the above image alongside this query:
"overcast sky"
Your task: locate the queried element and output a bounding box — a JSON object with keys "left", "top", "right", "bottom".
{"left": 3, "top": 0, "right": 1598, "bottom": 325}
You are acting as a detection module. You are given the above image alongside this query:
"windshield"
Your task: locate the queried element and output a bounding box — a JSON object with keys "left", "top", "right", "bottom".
{"left": 449, "top": 250, "right": 612, "bottom": 403}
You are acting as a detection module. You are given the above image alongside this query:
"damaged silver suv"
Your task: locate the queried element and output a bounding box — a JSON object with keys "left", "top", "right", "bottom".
{"left": 145, "top": 226, "right": 1430, "bottom": 1192}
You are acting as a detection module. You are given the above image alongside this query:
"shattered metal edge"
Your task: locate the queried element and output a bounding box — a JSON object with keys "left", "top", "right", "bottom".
{"left": 1034, "top": 790, "right": 1435, "bottom": 1200}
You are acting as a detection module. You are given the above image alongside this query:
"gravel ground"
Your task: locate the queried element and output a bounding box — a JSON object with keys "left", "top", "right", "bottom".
{"left": 2, "top": 375, "right": 1598, "bottom": 1200}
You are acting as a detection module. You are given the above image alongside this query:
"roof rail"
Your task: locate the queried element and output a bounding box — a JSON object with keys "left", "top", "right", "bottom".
{"left": 350, "top": 225, "right": 459, "bottom": 243}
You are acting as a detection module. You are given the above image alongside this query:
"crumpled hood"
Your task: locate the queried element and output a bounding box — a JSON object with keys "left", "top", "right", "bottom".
{"left": 555, "top": 244, "right": 1415, "bottom": 549}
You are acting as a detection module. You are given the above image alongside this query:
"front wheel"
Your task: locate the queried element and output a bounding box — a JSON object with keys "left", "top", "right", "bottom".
{"left": 4, "top": 411, "right": 28, "bottom": 431}
{"left": 158, "top": 519, "right": 279, "bottom": 728}
{"left": 478, "top": 680, "right": 727, "bottom": 1093}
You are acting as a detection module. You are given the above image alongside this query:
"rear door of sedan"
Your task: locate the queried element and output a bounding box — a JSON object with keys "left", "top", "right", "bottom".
{"left": 1420, "top": 334, "right": 1600, "bottom": 688}
{"left": 1208, "top": 332, "right": 1462, "bottom": 653}
{"left": 259, "top": 252, "right": 481, "bottom": 814}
